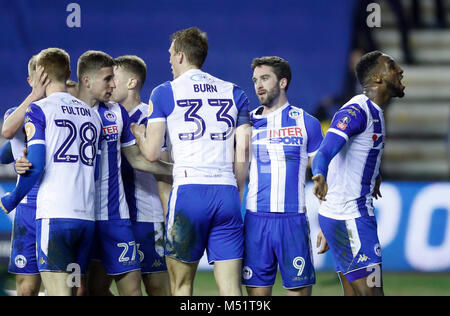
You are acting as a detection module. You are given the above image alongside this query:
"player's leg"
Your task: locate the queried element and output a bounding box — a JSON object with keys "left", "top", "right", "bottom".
{"left": 142, "top": 272, "right": 171, "bottom": 296}
{"left": 213, "top": 259, "right": 242, "bottom": 296}
{"left": 246, "top": 286, "right": 272, "bottom": 296}
{"left": 157, "top": 181, "right": 172, "bottom": 222}
{"left": 40, "top": 272, "right": 72, "bottom": 296}
{"left": 133, "top": 221, "right": 170, "bottom": 295}
{"left": 164, "top": 184, "right": 212, "bottom": 295}
{"left": 87, "top": 260, "right": 114, "bottom": 296}
{"left": 319, "top": 214, "right": 383, "bottom": 296}
{"left": 242, "top": 212, "right": 277, "bottom": 297}
{"left": 36, "top": 218, "right": 94, "bottom": 296}
{"left": 286, "top": 286, "right": 312, "bottom": 296}
{"left": 9, "top": 204, "right": 41, "bottom": 296}
{"left": 15, "top": 274, "right": 41, "bottom": 296}
{"left": 114, "top": 270, "right": 142, "bottom": 296}
{"left": 94, "top": 219, "right": 142, "bottom": 296}
{"left": 276, "top": 213, "right": 315, "bottom": 297}
{"left": 166, "top": 256, "right": 199, "bottom": 296}
{"left": 344, "top": 264, "right": 384, "bottom": 296}
{"left": 207, "top": 185, "right": 244, "bottom": 296}
{"left": 338, "top": 272, "right": 358, "bottom": 296}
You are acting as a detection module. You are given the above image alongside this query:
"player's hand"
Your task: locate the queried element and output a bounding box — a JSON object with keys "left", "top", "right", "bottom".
{"left": 130, "top": 123, "right": 146, "bottom": 145}
{"left": 373, "top": 176, "right": 382, "bottom": 199}
{"left": 312, "top": 174, "right": 327, "bottom": 201}
{"left": 15, "top": 148, "right": 32, "bottom": 175}
{"left": 0, "top": 194, "right": 11, "bottom": 214}
{"left": 316, "top": 230, "right": 329, "bottom": 254}
{"left": 30, "top": 66, "right": 50, "bottom": 101}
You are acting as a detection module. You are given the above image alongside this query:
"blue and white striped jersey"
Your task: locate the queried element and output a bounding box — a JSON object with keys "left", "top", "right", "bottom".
{"left": 148, "top": 69, "right": 250, "bottom": 187}
{"left": 3, "top": 107, "right": 38, "bottom": 207}
{"left": 95, "top": 102, "right": 135, "bottom": 221}
{"left": 246, "top": 103, "right": 323, "bottom": 213}
{"left": 24, "top": 92, "right": 102, "bottom": 220}
{"left": 122, "top": 103, "right": 164, "bottom": 223}
{"left": 319, "top": 94, "right": 385, "bottom": 220}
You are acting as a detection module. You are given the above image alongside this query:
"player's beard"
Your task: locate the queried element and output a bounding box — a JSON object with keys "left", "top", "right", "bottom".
{"left": 386, "top": 79, "right": 405, "bottom": 98}
{"left": 259, "top": 85, "right": 281, "bottom": 107}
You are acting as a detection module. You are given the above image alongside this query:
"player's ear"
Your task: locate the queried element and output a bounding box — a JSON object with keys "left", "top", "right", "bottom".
{"left": 27, "top": 76, "right": 32, "bottom": 87}
{"left": 128, "top": 78, "right": 137, "bottom": 90}
{"left": 279, "top": 78, "right": 288, "bottom": 90}
{"left": 82, "top": 75, "right": 91, "bottom": 88}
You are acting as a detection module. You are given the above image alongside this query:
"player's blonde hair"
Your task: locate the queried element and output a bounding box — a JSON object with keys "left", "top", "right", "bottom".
{"left": 27, "top": 55, "right": 37, "bottom": 78}
{"left": 77, "top": 50, "right": 115, "bottom": 80}
{"left": 170, "top": 27, "right": 208, "bottom": 68}
{"left": 114, "top": 55, "right": 147, "bottom": 90}
{"left": 36, "top": 48, "right": 71, "bottom": 83}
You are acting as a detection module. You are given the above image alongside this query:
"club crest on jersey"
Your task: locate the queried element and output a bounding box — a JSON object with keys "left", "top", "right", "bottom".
{"left": 14, "top": 255, "right": 27, "bottom": 268}
{"left": 24, "top": 122, "right": 36, "bottom": 141}
{"left": 103, "top": 110, "right": 116, "bottom": 122}
{"left": 337, "top": 115, "right": 351, "bottom": 130}
{"left": 288, "top": 109, "right": 300, "bottom": 119}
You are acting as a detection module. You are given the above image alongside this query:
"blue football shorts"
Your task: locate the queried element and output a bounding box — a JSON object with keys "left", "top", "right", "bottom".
{"left": 319, "top": 214, "right": 382, "bottom": 283}
{"left": 36, "top": 218, "right": 94, "bottom": 274}
{"left": 165, "top": 184, "right": 244, "bottom": 263}
{"left": 8, "top": 204, "right": 39, "bottom": 275}
{"left": 131, "top": 221, "right": 167, "bottom": 274}
{"left": 91, "top": 219, "right": 141, "bottom": 275}
{"left": 242, "top": 211, "right": 316, "bottom": 289}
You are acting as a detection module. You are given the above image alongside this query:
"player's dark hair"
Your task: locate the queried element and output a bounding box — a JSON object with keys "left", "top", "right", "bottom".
{"left": 36, "top": 48, "right": 71, "bottom": 83}
{"left": 170, "top": 27, "right": 208, "bottom": 68}
{"left": 251, "top": 56, "right": 292, "bottom": 91}
{"left": 114, "top": 55, "right": 147, "bottom": 90}
{"left": 355, "top": 50, "right": 383, "bottom": 86}
{"left": 77, "top": 50, "right": 115, "bottom": 80}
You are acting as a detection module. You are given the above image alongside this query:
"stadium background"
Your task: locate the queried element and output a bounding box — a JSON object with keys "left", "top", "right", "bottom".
{"left": 0, "top": 0, "right": 449, "bottom": 295}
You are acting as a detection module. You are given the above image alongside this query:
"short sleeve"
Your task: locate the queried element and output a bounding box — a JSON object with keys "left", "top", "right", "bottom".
{"left": 148, "top": 82, "right": 175, "bottom": 123}
{"left": 304, "top": 112, "right": 323, "bottom": 156}
{"left": 233, "top": 85, "right": 250, "bottom": 127}
{"left": 3, "top": 107, "right": 17, "bottom": 121}
{"left": 24, "top": 104, "right": 46, "bottom": 147}
{"left": 327, "top": 103, "right": 367, "bottom": 141}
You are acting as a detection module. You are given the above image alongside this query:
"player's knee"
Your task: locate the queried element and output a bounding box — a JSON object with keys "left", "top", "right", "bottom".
{"left": 17, "top": 279, "right": 40, "bottom": 296}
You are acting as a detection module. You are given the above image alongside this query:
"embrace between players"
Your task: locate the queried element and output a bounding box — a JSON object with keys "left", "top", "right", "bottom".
{"left": 0, "top": 26, "right": 405, "bottom": 296}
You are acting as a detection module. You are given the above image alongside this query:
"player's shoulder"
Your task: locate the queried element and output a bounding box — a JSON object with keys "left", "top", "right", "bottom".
{"left": 150, "top": 81, "right": 173, "bottom": 99}
{"left": 340, "top": 94, "right": 369, "bottom": 113}
{"left": 128, "top": 102, "right": 148, "bottom": 122}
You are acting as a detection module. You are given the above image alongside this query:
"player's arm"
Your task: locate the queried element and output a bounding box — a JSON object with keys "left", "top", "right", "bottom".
{"left": 2, "top": 66, "right": 49, "bottom": 139}
{"left": 132, "top": 82, "right": 174, "bottom": 163}
{"left": 0, "top": 141, "right": 14, "bottom": 164}
{"left": 121, "top": 144, "right": 173, "bottom": 183}
{"left": 233, "top": 85, "right": 251, "bottom": 204}
{"left": 131, "top": 121, "right": 166, "bottom": 162}
{"left": 312, "top": 105, "right": 367, "bottom": 200}
{"left": 0, "top": 104, "right": 46, "bottom": 213}
{"left": 234, "top": 123, "right": 251, "bottom": 204}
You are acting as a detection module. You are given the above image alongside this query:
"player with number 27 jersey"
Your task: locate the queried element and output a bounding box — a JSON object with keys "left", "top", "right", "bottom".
{"left": 148, "top": 68, "right": 250, "bottom": 263}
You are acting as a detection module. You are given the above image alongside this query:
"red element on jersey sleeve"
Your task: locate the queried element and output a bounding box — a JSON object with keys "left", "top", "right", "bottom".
{"left": 372, "top": 134, "right": 378, "bottom": 141}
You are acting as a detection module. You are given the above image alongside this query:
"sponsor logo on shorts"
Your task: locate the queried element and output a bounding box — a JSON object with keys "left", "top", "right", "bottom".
{"left": 14, "top": 255, "right": 27, "bottom": 268}
{"left": 242, "top": 266, "right": 253, "bottom": 280}
{"left": 357, "top": 254, "right": 370, "bottom": 263}
{"left": 374, "top": 243, "right": 382, "bottom": 257}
